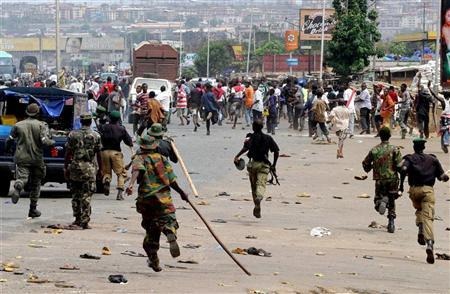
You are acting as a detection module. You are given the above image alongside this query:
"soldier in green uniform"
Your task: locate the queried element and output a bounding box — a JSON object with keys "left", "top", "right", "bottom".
{"left": 6, "top": 103, "right": 55, "bottom": 217}
{"left": 399, "top": 138, "right": 449, "bottom": 264}
{"left": 234, "top": 119, "right": 279, "bottom": 218}
{"left": 126, "top": 134, "right": 188, "bottom": 272}
{"left": 362, "top": 127, "right": 402, "bottom": 233}
{"left": 64, "top": 114, "right": 102, "bottom": 229}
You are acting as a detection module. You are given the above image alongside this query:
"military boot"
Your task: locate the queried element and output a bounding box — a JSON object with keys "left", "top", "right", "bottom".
{"left": 116, "top": 189, "right": 124, "bottom": 201}
{"left": 377, "top": 197, "right": 388, "bottom": 215}
{"left": 387, "top": 217, "right": 395, "bottom": 233}
{"left": 253, "top": 198, "right": 261, "bottom": 218}
{"left": 426, "top": 240, "right": 435, "bottom": 264}
{"left": 103, "top": 179, "right": 110, "bottom": 196}
{"left": 166, "top": 233, "right": 180, "bottom": 258}
{"left": 28, "top": 204, "right": 41, "bottom": 218}
{"left": 147, "top": 254, "right": 162, "bottom": 272}
{"left": 417, "top": 223, "right": 426, "bottom": 245}
{"left": 10, "top": 182, "right": 22, "bottom": 204}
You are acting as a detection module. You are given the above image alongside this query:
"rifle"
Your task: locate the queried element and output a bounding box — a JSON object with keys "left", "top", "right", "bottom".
{"left": 267, "top": 169, "right": 280, "bottom": 185}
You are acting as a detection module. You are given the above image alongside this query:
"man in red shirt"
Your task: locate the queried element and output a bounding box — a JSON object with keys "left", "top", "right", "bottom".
{"left": 101, "top": 76, "right": 115, "bottom": 95}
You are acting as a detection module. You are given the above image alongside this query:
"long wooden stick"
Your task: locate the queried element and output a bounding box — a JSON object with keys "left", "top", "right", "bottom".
{"left": 170, "top": 141, "right": 252, "bottom": 276}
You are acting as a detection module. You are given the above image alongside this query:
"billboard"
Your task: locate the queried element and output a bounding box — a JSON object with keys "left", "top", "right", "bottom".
{"left": 231, "top": 45, "right": 244, "bottom": 61}
{"left": 441, "top": 0, "right": 450, "bottom": 89}
{"left": 300, "top": 9, "right": 336, "bottom": 41}
{"left": 284, "top": 30, "right": 299, "bottom": 52}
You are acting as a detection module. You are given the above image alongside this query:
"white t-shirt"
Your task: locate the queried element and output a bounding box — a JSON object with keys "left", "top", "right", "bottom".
{"left": 69, "top": 82, "right": 83, "bottom": 93}
{"left": 89, "top": 81, "right": 100, "bottom": 96}
{"left": 156, "top": 91, "right": 171, "bottom": 111}
{"left": 343, "top": 88, "right": 356, "bottom": 113}
{"left": 252, "top": 90, "right": 264, "bottom": 112}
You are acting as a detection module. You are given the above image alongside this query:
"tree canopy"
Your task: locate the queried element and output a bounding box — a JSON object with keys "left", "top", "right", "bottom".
{"left": 194, "top": 40, "right": 235, "bottom": 77}
{"left": 328, "top": 0, "right": 381, "bottom": 78}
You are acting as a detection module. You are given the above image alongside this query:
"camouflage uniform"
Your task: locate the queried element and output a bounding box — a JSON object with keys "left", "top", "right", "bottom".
{"left": 132, "top": 148, "right": 178, "bottom": 259}
{"left": 7, "top": 115, "right": 54, "bottom": 216}
{"left": 363, "top": 142, "right": 402, "bottom": 219}
{"left": 66, "top": 125, "right": 101, "bottom": 227}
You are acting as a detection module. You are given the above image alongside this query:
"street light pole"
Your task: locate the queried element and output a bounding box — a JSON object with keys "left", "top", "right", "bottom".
{"left": 179, "top": 17, "right": 183, "bottom": 78}
{"left": 55, "top": 0, "right": 61, "bottom": 76}
{"left": 319, "top": 0, "right": 326, "bottom": 82}
{"left": 206, "top": 19, "right": 210, "bottom": 79}
{"left": 246, "top": 13, "right": 253, "bottom": 77}
{"left": 422, "top": 2, "right": 426, "bottom": 64}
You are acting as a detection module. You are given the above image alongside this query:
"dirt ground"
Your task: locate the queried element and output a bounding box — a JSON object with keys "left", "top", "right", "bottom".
{"left": 1, "top": 121, "right": 449, "bottom": 294}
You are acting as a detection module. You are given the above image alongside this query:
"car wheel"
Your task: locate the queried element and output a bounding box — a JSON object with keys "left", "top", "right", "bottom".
{"left": 0, "top": 179, "right": 11, "bottom": 197}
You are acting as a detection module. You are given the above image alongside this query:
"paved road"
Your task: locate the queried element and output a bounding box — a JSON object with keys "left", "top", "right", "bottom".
{"left": 1, "top": 120, "right": 449, "bottom": 293}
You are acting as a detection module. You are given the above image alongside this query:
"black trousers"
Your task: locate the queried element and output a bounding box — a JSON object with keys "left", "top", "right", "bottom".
{"left": 359, "top": 107, "right": 370, "bottom": 132}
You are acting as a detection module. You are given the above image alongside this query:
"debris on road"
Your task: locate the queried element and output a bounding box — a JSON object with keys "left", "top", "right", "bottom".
{"left": 44, "top": 229, "right": 63, "bottom": 234}
{"left": 357, "top": 194, "right": 371, "bottom": 198}
{"left": 436, "top": 253, "right": 450, "bottom": 260}
{"left": 245, "top": 235, "right": 257, "bottom": 239}
{"left": 59, "top": 265, "right": 80, "bottom": 270}
{"left": 310, "top": 227, "right": 331, "bottom": 237}
{"left": 54, "top": 282, "right": 76, "bottom": 288}
{"left": 0, "top": 279, "right": 7, "bottom": 282}
{"left": 183, "top": 244, "right": 201, "bottom": 249}
{"left": 342, "top": 182, "right": 350, "bottom": 185}
{"left": 46, "top": 224, "right": 83, "bottom": 230}
{"left": 178, "top": 260, "right": 199, "bottom": 264}
{"left": 338, "top": 272, "right": 358, "bottom": 276}
{"left": 363, "top": 255, "right": 374, "bottom": 260}
{"left": 108, "top": 274, "right": 128, "bottom": 284}
{"left": 297, "top": 192, "right": 311, "bottom": 198}
{"left": 284, "top": 228, "right": 298, "bottom": 230}
{"left": 113, "top": 217, "right": 128, "bottom": 220}
{"left": 446, "top": 227, "right": 450, "bottom": 231}
{"left": 217, "top": 192, "right": 231, "bottom": 196}
{"left": 102, "top": 246, "right": 112, "bottom": 255}
{"left": 80, "top": 253, "right": 101, "bottom": 260}
{"left": 165, "top": 264, "right": 188, "bottom": 269}
{"left": 246, "top": 247, "right": 271, "bottom": 257}
{"left": 120, "top": 251, "right": 146, "bottom": 257}
{"left": 434, "top": 216, "right": 443, "bottom": 221}
{"left": 314, "top": 273, "right": 324, "bottom": 277}
{"left": 211, "top": 219, "right": 227, "bottom": 223}
{"left": 232, "top": 247, "right": 271, "bottom": 257}
{"left": 354, "top": 175, "right": 368, "bottom": 180}
{"left": 232, "top": 248, "right": 247, "bottom": 255}
{"left": 279, "top": 154, "right": 291, "bottom": 157}
{"left": 368, "top": 221, "right": 386, "bottom": 229}
{"left": 28, "top": 243, "right": 47, "bottom": 248}
{"left": 266, "top": 197, "right": 272, "bottom": 201}
{"left": 316, "top": 252, "right": 326, "bottom": 256}
{"left": 27, "top": 274, "right": 50, "bottom": 283}
{"left": 333, "top": 196, "right": 343, "bottom": 199}
{"left": 281, "top": 201, "right": 290, "bottom": 204}
{"left": 114, "top": 228, "right": 128, "bottom": 233}
{"left": 196, "top": 201, "right": 209, "bottom": 205}
{"left": 176, "top": 206, "right": 191, "bottom": 210}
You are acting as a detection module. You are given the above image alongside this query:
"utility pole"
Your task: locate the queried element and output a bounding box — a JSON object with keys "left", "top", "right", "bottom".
{"left": 246, "top": 13, "right": 253, "bottom": 77}
{"left": 206, "top": 19, "right": 210, "bottom": 78}
{"left": 319, "top": 0, "right": 326, "bottom": 82}
{"left": 422, "top": 2, "right": 426, "bottom": 64}
{"left": 55, "top": 0, "right": 61, "bottom": 76}
{"left": 179, "top": 16, "right": 183, "bottom": 78}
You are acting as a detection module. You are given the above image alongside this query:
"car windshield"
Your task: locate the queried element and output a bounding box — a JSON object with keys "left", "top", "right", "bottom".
{"left": 134, "top": 79, "right": 167, "bottom": 90}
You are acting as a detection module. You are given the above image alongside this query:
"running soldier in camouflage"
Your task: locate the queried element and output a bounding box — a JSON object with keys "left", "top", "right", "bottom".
{"left": 126, "top": 134, "right": 188, "bottom": 272}
{"left": 6, "top": 103, "right": 55, "bottom": 218}
{"left": 64, "top": 114, "right": 102, "bottom": 229}
{"left": 362, "top": 127, "right": 402, "bottom": 233}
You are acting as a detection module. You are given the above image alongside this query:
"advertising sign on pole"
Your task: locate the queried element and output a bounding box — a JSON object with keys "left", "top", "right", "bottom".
{"left": 441, "top": 0, "right": 450, "bottom": 89}
{"left": 299, "top": 9, "right": 336, "bottom": 41}
{"left": 284, "top": 30, "right": 299, "bottom": 52}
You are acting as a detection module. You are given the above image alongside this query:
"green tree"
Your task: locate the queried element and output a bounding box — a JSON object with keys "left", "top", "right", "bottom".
{"left": 328, "top": 0, "right": 381, "bottom": 78}
{"left": 254, "top": 40, "right": 285, "bottom": 56}
{"left": 194, "top": 40, "right": 234, "bottom": 77}
{"left": 389, "top": 42, "right": 407, "bottom": 56}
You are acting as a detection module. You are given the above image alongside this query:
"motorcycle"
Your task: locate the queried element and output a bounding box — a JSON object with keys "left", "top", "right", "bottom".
{"left": 439, "top": 113, "right": 450, "bottom": 153}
